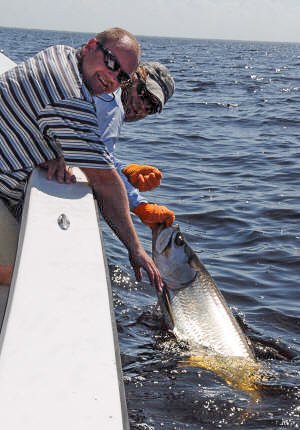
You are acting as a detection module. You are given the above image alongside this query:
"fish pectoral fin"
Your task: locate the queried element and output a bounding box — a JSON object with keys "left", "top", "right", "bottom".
{"left": 159, "top": 285, "right": 175, "bottom": 330}
{"left": 164, "top": 290, "right": 175, "bottom": 328}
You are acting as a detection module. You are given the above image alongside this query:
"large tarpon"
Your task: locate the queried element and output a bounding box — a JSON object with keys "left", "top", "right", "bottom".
{"left": 152, "top": 224, "right": 263, "bottom": 395}
{"left": 152, "top": 223, "right": 255, "bottom": 360}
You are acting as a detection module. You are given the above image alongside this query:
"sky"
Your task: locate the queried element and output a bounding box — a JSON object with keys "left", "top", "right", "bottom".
{"left": 1, "top": 0, "right": 300, "bottom": 43}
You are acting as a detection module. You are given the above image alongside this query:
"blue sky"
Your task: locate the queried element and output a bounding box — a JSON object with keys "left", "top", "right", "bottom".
{"left": 1, "top": 0, "right": 300, "bottom": 43}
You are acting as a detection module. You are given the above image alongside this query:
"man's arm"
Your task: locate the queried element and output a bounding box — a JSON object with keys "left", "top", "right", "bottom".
{"left": 113, "top": 156, "right": 148, "bottom": 210}
{"left": 80, "top": 167, "right": 162, "bottom": 291}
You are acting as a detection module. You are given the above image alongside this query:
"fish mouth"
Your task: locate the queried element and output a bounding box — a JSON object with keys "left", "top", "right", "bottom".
{"left": 152, "top": 223, "right": 165, "bottom": 251}
{"left": 152, "top": 222, "right": 165, "bottom": 236}
{"left": 152, "top": 223, "right": 179, "bottom": 244}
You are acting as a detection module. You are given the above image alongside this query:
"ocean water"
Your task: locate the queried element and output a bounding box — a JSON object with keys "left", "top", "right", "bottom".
{"left": 1, "top": 27, "right": 299, "bottom": 429}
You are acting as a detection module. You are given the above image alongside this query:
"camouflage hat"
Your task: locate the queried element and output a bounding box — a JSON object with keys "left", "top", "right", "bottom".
{"left": 142, "top": 62, "right": 175, "bottom": 112}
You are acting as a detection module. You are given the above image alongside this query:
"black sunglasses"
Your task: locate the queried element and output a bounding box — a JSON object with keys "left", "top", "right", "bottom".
{"left": 97, "top": 44, "right": 131, "bottom": 84}
{"left": 136, "top": 82, "right": 161, "bottom": 114}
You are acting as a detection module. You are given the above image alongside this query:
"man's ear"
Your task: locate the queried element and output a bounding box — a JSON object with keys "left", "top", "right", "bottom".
{"left": 82, "top": 38, "right": 97, "bottom": 56}
{"left": 87, "top": 38, "right": 97, "bottom": 48}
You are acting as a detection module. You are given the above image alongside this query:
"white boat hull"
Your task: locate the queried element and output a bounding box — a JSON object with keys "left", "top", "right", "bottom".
{"left": 0, "top": 168, "right": 129, "bottom": 429}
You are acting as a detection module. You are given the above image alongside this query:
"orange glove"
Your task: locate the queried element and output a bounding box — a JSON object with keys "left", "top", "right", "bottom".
{"left": 122, "top": 164, "right": 162, "bottom": 192}
{"left": 132, "top": 203, "right": 175, "bottom": 229}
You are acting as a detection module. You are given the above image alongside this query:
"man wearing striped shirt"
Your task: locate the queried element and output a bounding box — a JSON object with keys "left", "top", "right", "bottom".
{"left": 0, "top": 28, "right": 162, "bottom": 290}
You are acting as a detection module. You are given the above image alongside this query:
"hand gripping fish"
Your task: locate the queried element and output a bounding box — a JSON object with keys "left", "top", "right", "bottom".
{"left": 152, "top": 224, "right": 261, "bottom": 394}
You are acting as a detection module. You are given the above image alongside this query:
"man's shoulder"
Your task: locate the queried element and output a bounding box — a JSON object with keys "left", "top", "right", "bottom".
{"left": 109, "top": 88, "right": 124, "bottom": 114}
{"left": 39, "top": 45, "right": 77, "bottom": 60}
{"left": 41, "top": 44, "right": 74, "bottom": 52}
{"left": 36, "top": 45, "right": 84, "bottom": 100}
{"left": 114, "top": 87, "right": 122, "bottom": 103}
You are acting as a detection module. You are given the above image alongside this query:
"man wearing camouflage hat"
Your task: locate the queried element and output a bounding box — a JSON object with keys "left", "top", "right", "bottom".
{"left": 94, "top": 61, "right": 176, "bottom": 230}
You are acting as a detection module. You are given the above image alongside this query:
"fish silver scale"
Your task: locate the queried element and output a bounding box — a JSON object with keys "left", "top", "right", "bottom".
{"left": 152, "top": 224, "right": 255, "bottom": 360}
{"left": 170, "top": 272, "right": 253, "bottom": 359}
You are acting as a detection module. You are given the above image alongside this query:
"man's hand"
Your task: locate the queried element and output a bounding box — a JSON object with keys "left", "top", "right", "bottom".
{"left": 122, "top": 164, "right": 162, "bottom": 191}
{"left": 129, "top": 245, "right": 163, "bottom": 292}
{"left": 80, "top": 167, "right": 163, "bottom": 291}
{"left": 132, "top": 203, "right": 175, "bottom": 229}
{"left": 40, "top": 157, "right": 76, "bottom": 184}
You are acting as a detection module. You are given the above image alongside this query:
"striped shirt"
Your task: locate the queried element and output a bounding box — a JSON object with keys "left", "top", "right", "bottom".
{"left": 0, "top": 45, "right": 114, "bottom": 206}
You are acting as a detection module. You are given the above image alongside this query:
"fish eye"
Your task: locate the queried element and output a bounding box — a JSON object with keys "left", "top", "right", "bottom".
{"left": 174, "top": 232, "right": 185, "bottom": 246}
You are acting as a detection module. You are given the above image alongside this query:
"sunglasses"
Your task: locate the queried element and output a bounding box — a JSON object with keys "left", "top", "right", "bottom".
{"left": 97, "top": 44, "right": 131, "bottom": 84}
{"left": 136, "top": 82, "right": 161, "bottom": 114}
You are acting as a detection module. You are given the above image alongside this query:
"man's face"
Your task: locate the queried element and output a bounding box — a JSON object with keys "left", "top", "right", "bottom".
{"left": 122, "top": 78, "right": 160, "bottom": 122}
{"left": 81, "top": 38, "right": 138, "bottom": 95}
